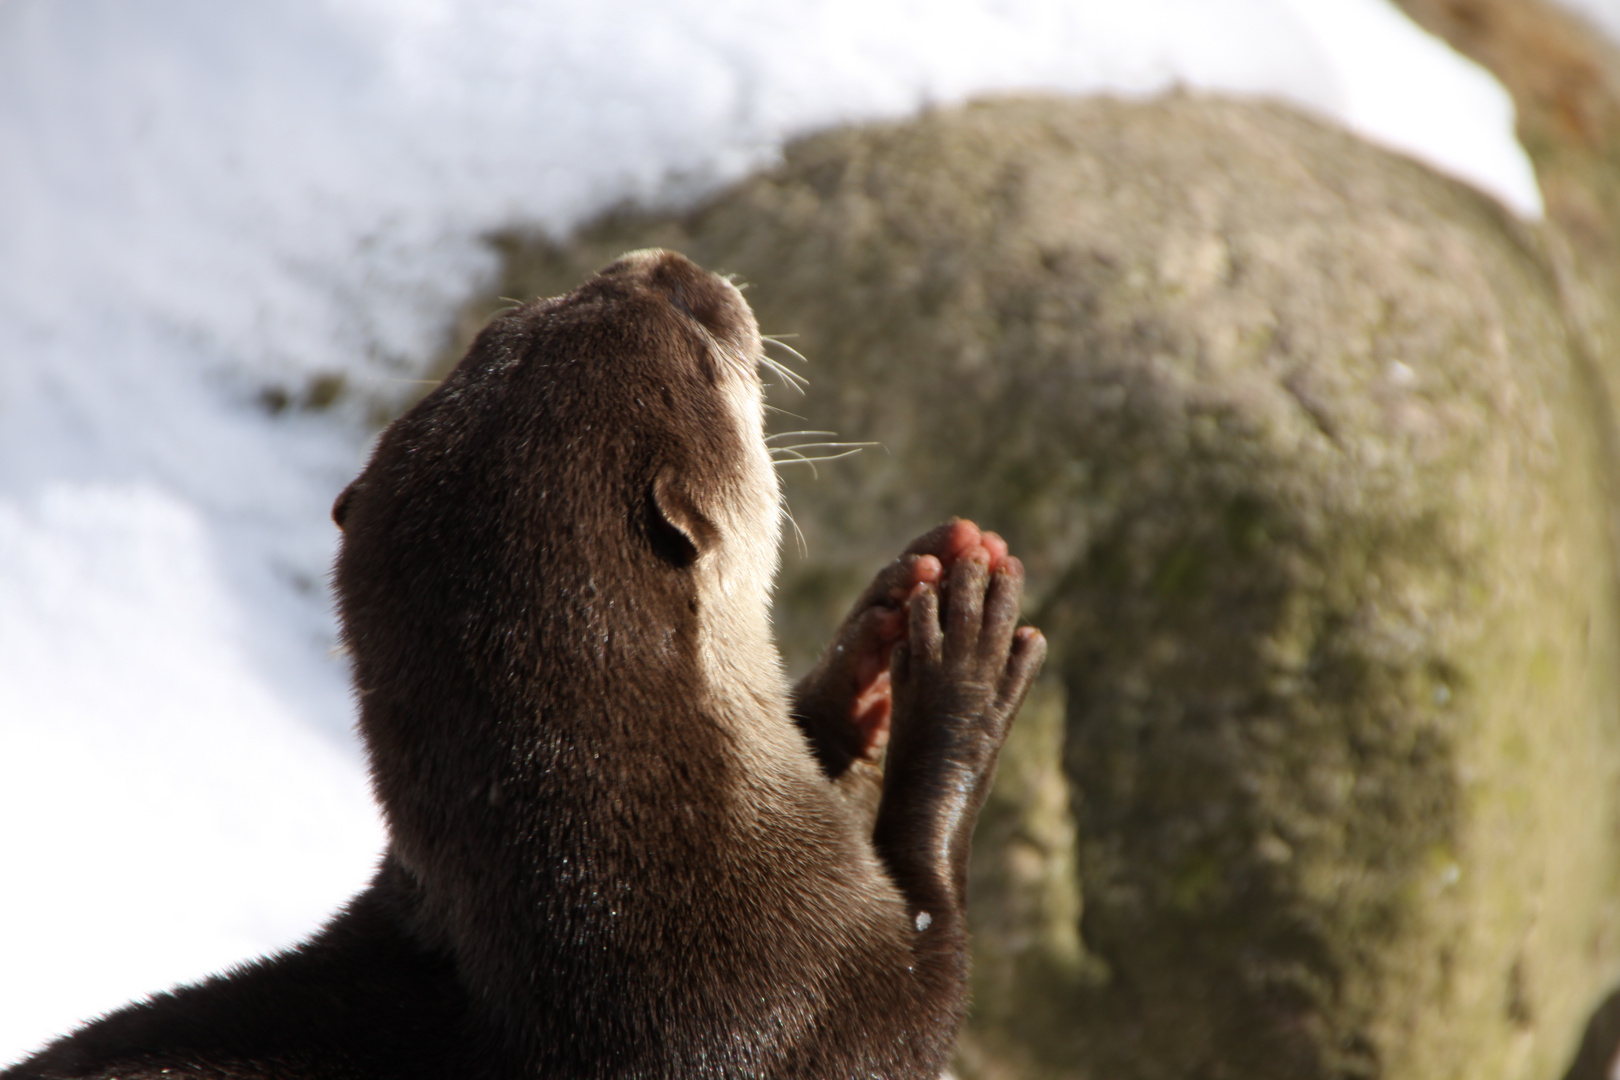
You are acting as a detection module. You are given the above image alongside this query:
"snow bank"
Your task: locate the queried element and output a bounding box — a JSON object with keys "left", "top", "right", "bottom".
{"left": 1558, "top": 0, "right": 1620, "bottom": 43}
{"left": 0, "top": 0, "right": 1539, "bottom": 1062}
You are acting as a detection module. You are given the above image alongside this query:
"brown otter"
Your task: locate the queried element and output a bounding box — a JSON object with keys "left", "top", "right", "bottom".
{"left": 4, "top": 250, "right": 1045, "bottom": 1079}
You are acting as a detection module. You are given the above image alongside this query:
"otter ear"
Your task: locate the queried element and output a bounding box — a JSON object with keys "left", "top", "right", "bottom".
{"left": 649, "top": 466, "right": 718, "bottom": 567}
{"left": 332, "top": 481, "right": 360, "bottom": 530}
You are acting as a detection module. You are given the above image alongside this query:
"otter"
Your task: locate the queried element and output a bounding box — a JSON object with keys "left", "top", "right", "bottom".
{"left": 4, "top": 250, "right": 1045, "bottom": 1080}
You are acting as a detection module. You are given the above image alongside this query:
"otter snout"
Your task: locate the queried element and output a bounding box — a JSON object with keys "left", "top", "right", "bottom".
{"left": 604, "top": 248, "right": 758, "bottom": 360}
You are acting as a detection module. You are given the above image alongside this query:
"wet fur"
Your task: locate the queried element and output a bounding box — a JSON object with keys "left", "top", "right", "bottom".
{"left": 5, "top": 251, "right": 1041, "bottom": 1080}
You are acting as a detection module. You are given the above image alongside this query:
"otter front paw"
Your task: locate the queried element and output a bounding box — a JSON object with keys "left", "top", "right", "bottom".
{"left": 791, "top": 519, "right": 1001, "bottom": 780}
{"left": 874, "top": 536, "right": 1046, "bottom": 911}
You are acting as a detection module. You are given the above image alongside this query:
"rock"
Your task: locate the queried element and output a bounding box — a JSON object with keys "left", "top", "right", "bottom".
{"left": 462, "top": 95, "right": 1620, "bottom": 1079}
{"left": 1370, "top": 7, "right": 1620, "bottom": 1074}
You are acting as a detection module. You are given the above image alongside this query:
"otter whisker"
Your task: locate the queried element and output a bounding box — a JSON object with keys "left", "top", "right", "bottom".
{"left": 764, "top": 405, "right": 809, "bottom": 421}
{"left": 769, "top": 440, "right": 877, "bottom": 454}
{"left": 764, "top": 430, "right": 838, "bottom": 443}
{"left": 770, "top": 446, "right": 872, "bottom": 477}
{"left": 761, "top": 352, "right": 808, "bottom": 383}
{"left": 782, "top": 502, "right": 808, "bottom": 559}
{"left": 761, "top": 335, "right": 810, "bottom": 365}
{"left": 777, "top": 448, "right": 867, "bottom": 464}
{"left": 770, "top": 447, "right": 822, "bottom": 479}
{"left": 760, "top": 354, "right": 809, "bottom": 394}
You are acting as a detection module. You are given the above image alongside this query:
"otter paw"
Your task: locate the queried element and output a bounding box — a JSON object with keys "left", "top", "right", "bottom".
{"left": 792, "top": 518, "right": 1012, "bottom": 773}
{"left": 889, "top": 541, "right": 1045, "bottom": 780}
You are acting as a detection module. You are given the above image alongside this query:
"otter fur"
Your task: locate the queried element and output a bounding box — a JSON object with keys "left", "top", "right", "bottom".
{"left": 4, "top": 250, "right": 1046, "bottom": 1080}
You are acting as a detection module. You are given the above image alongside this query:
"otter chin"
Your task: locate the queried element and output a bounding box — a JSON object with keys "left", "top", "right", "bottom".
{"left": 6, "top": 250, "right": 1045, "bottom": 1080}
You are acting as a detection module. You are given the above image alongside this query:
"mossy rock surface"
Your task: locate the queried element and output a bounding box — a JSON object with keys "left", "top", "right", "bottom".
{"left": 464, "top": 95, "right": 1620, "bottom": 1080}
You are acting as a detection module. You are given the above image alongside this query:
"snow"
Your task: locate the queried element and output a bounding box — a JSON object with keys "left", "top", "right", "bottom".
{"left": 1559, "top": 0, "right": 1620, "bottom": 43}
{"left": 0, "top": 0, "right": 1541, "bottom": 1063}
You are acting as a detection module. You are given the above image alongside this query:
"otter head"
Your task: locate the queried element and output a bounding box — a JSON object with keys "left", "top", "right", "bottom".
{"left": 599, "top": 248, "right": 782, "bottom": 645}
{"left": 331, "top": 250, "right": 790, "bottom": 890}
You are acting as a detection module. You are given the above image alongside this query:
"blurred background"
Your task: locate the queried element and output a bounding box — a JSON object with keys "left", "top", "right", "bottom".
{"left": 2, "top": 0, "right": 1616, "bottom": 1075}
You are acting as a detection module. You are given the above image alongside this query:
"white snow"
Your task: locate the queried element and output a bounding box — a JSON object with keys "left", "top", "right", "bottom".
{"left": 0, "top": 0, "right": 1541, "bottom": 1063}
{"left": 1558, "top": 0, "right": 1620, "bottom": 44}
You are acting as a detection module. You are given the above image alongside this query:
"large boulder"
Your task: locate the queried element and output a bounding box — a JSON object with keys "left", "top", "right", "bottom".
{"left": 459, "top": 95, "right": 1620, "bottom": 1079}
{"left": 1283, "top": 4, "right": 1620, "bottom": 1072}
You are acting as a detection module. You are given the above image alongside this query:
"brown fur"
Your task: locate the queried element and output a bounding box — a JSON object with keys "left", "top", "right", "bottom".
{"left": 5, "top": 250, "right": 1044, "bottom": 1080}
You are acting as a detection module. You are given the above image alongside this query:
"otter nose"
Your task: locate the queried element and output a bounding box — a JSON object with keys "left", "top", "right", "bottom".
{"left": 608, "top": 248, "right": 753, "bottom": 348}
